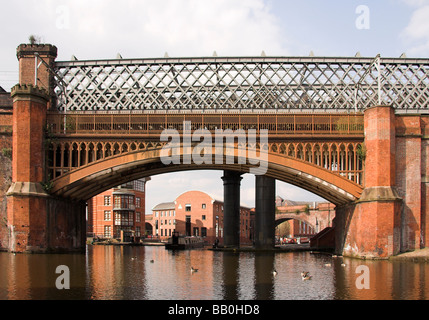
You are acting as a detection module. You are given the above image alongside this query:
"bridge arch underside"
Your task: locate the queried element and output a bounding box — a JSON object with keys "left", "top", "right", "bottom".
{"left": 276, "top": 218, "right": 298, "bottom": 228}
{"left": 275, "top": 215, "right": 316, "bottom": 227}
{"left": 51, "top": 148, "right": 363, "bottom": 206}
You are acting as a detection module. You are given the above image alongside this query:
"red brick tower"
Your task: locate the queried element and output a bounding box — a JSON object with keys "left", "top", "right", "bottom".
{"left": 7, "top": 85, "right": 50, "bottom": 252}
{"left": 340, "top": 106, "right": 402, "bottom": 258}
{"left": 7, "top": 44, "right": 86, "bottom": 253}
{"left": 6, "top": 44, "right": 57, "bottom": 252}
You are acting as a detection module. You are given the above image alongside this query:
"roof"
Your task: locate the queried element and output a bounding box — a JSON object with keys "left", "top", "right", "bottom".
{"left": 152, "top": 202, "right": 175, "bottom": 211}
{"left": 176, "top": 190, "right": 251, "bottom": 209}
{"left": 277, "top": 197, "right": 331, "bottom": 208}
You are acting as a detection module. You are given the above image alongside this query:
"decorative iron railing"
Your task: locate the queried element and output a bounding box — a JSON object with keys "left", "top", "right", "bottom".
{"left": 53, "top": 56, "right": 429, "bottom": 113}
{"left": 47, "top": 112, "right": 364, "bottom": 137}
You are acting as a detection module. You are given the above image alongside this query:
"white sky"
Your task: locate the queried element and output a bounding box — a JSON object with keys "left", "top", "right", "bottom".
{"left": 1, "top": 0, "right": 428, "bottom": 211}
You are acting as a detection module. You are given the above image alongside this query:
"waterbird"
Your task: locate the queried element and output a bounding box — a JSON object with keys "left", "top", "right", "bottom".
{"left": 302, "top": 274, "right": 312, "bottom": 281}
{"left": 301, "top": 271, "right": 310, "bottom": 278}
{"left": 272, "top": 269, "right": 278, "bottom": 277}
{"left": 191, "top": 267, "right": 198, "bottom": 273}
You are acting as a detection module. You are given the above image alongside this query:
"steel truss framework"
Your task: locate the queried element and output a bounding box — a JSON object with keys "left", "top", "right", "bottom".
{"left": 53, "top": 56, "right": 429, "bottom": 113}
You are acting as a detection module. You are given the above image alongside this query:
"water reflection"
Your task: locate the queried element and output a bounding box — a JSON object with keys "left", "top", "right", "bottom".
{"left": 254, "top": 253, "right": 275, "bottom": 300}
{"left": 0, "top": 245, "right": 428, "bottom": 300}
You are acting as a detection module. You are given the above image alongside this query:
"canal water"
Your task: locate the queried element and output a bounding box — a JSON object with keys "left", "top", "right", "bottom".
{"left": 0, "top": 245, "right": 428, "bottom": 300}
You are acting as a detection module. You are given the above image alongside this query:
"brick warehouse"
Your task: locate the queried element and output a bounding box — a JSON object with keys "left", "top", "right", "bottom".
{"left": 150, "top": 190, "right": 253, "bottom": 245}
{"left": 87, "top": 178, "right": 149, "bottom": 241}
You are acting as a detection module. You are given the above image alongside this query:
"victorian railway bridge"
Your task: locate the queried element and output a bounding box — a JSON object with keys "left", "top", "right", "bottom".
{"left": 1, "top": 43, "right": 428, "bottom": 259}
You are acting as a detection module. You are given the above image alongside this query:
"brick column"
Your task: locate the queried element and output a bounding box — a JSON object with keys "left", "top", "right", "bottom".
{"left": 7, "top": 85, "right": 50, "bottom": 253}
{"left": 342, "top": 106, "right": 402, "bottom": 259}
{"left": 395, "top": 115, "right": 423, "bottom": 251}
{"left": 423, "top": 132, "right": 429, "bottom": 247}
{"left": 6, "top": 43, "right": 86, "bottom": 253}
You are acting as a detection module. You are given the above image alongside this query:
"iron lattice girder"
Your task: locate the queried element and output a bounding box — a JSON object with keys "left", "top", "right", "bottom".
{"left": 53, "top": 56, "right": 429, "bottom": 113}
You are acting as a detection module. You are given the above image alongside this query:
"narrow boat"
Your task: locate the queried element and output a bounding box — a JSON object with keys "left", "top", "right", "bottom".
{"left": 165, "top": 231, "right": 204, "bottom": 250}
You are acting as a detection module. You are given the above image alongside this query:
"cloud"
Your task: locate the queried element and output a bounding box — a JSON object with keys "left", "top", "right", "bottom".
{"left": 401, "top": 3, "right": 429, "bottom": 56}
{"left": 17, "top": 0, "right": 287, "bottom": 60}
{"left": 276, "top": 181, "right": 325, "bottom": 202}
{"left": 401, "top": 0, "right": 429, "bottom": 6}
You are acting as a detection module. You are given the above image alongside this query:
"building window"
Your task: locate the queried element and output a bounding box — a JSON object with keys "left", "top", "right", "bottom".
{"left": 133, "top": 180, "right": 145, "bottom": 192}
{"left": 202, "top": 215, "right": 206, "bottom": 221}
{"left": 114, "top": 195, "right": 135, "bottom": 210}
{"left": 185, "top": 204, "right": 191, "bottom": 212}
{"left": 136, "top": 197, "right": 141, "bottom": 208}
{"left": 202, "top": 204, "right": 206, "bottom": 209}
{"left": 104, "top": 225, "right": 111, "bottom": 238}
{"left": 114, "top": 196, "right": 120, "bottom": 209}
{"left": 201, "top": 227, "right": 207, "bottom": 237}
{"left": 155, "top": 211, "right": 159, "bottom": 217}
{"left": 114, "top": 211, "right": 133, "bottom": 226}
{"left": 193, "top": 227, "right": 199, "bottom": 236}
{"left": 104, "top": 196, "right": 111, "bottom": 206}
{"left": 136, "top": 212, "right": 141, "bottom": 223}
{"left": 104, "top": 210, "right": 111, "bottom": 221}
{"left": 136, "top": 227, "right": 141, "bottom": 237}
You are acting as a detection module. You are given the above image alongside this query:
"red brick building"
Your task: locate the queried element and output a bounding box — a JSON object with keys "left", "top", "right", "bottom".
{"left": 275, "top": 196, "right": 336, "bottom": 239}
{"left": 150, "top": 191, "right": 253, "bottom": 245}
{"left": 87, "top": 178, "right": 149, "bottom": 240}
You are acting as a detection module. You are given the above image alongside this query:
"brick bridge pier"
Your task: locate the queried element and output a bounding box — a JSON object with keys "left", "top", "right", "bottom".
{"left": 5, "top": 44, "right": 86, "bottom": 253}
